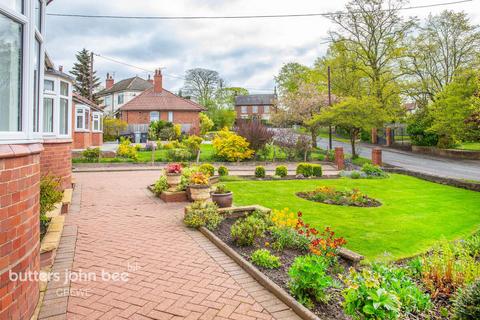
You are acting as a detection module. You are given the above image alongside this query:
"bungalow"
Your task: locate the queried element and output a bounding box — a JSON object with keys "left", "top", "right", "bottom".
{"left": 72, "top": 93, "right": 104, "bottom": 149}
{"left": 119, "top": 69, "right": 205, "bottom": 138}
{"left": 235, "top": 94, "right": 277, "bottom": 122}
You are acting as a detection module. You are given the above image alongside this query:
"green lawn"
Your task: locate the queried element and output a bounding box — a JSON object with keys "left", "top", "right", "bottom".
{"left": 224, "top": 175, "right": 480, "bottom": 261}
{"left": 455, "top": 142, "right": 480, "bottom": 151}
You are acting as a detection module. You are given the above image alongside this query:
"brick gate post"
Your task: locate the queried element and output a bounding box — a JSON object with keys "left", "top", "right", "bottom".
{"left": 372, "top": 148, "right": 382, "bottom": 166}
{"left": 386, "top": 127, "right": 392, "bottom": 146}
{"left": 371, "top": 128, "right": 378, "bottom": 144}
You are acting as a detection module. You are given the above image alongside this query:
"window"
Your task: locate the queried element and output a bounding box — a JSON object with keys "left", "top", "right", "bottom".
{"left": 0, "top": 13, "right": 23, "bottom": 132}
{"left": 241, "top": 106, "right": 248, "bottom": 114}
{"left": 84, "top": 109, "right": 90, "bottom": 130}
{"left": 92, "top": 112, "right": 102, "bottom": 132}
{"left": 104, "top": 95, "right": 112, "bottom": 106}
{"left": 35, "top": 0, "right": 41, "bottom": 31}
{"left": 75, "top": 106, "right": 90, "bottom": 131}
{"left": 59, "top": 98, "right": 68, "bottom": 135}
{"left": 264, "top": 105, "right": 270, "bottom": 114}
{"left": 150, "top": 111, "right": 160, "bottom": 122}
{"left": 44, "top": 79, "right": 54, "bottom": 92}
{"left": 32, "top": 38, "right": 41, "bottom": 132}
{"left": 60, "top": 81, "right": 68, "bottom": 96}
{"left": 2, "top": 0, "right": 23, "bottom": 12}
{"left": 168, "top": 111, "right": 174, "bottom": 122}
{"left": 117, "top": 93, "right": 124, "bottom": 105}
{"left": 76, "top": 108, "right": 84, "bottom": 130}
{"left": 43, "top": 97, "right": 53, "bottom": 133}
{"left": 252, "top": 106, "right": 258, "bottom": 114}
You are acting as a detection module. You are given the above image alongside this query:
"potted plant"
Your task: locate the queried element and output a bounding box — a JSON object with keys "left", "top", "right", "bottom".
{"left": 166, "top": 163, "right": 182, "bottom": 190}
{"left": 189, "top": 172, "right": 211, "bottom": 201}
{"left": 211, "top": 183, "right": 233, "bottom": 208}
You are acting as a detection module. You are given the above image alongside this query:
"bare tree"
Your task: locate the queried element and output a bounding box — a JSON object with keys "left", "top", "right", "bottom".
{"left": 182, "top": 68, "right": 222, "bottom": 108}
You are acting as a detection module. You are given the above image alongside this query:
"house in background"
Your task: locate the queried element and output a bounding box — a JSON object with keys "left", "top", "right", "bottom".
{"left": 96, "top": 74, "right": 153, "bottom": 116}
{"left": 73, "top": 93, "right": 104, "bottom": 149}
{"left": 235, "top": 93, "right": 277, "bottom": 122}
{"left": 119, "top": 69, "right": 205, "bottom": 141}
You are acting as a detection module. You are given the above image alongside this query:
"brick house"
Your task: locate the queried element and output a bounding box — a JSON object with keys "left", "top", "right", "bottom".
{"left": 235, "top": 94, "right": 277, "bottom": 122}
{"left": 96, "top": 74, "right": 153, "bottom": 116}
{"left": 119, "top": 69, "right": 205, "bottom": 136}
{"left": 72, "top": 93, "right": 104, "bottom": 149}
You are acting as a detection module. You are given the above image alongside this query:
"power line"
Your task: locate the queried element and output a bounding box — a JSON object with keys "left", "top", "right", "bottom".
{"left": 47, "top": 0, "right": 472, "bottom": 20}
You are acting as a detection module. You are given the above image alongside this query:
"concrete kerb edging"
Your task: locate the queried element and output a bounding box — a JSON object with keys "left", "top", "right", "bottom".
{"left": 199, "top": 226, "right": 320, "bottom": 320}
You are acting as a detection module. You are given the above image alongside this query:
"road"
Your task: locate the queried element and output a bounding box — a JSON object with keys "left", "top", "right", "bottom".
{"left": 317, "top": 138, "right": 480, "bottom": 181}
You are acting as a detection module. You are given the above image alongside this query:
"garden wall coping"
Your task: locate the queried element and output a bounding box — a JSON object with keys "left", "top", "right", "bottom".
{"left": 411, "top": 145, "right": 480, "bottom": 160}
{"left": 40, "top": 215, "right": 65, "bottom": 254}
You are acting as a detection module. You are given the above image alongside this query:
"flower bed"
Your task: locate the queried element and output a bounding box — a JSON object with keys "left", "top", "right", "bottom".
{"left": 296, "top": 186, "right": 381, "bottom": 207}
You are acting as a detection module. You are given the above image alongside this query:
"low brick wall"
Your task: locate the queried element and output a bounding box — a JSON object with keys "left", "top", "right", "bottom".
{"left": 412, "top": 146, "right": 480, "bottom": 160}
{"left": 40, "top": 139, "right": 72, "bottom": 190}
{"left": 0, "top": 143, "right": 43, "bottom": 320}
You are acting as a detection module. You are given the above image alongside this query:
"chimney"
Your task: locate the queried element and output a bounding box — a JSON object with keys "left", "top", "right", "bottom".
{"left": 147, "top": 74, "right": 153, "bottom": 84}
{"left": 105, "top": 73, "right": 114, "bottom": 89}
{"left": 58, "top": 65, "right": 63, "bottom": 72}
{"left": 154, "top": 69, "right": 163, "bottom": 93}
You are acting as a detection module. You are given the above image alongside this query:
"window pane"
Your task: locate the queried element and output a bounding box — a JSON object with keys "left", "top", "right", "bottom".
{"left": 1, "top": 0, "right": 23, "bottom": 13}
{"left": 117, "top": 93, "right": 124, "bottom": 104}
{"left": 150, "top": 111, "right": 159, "bottom": 122}
{"left": 60, "top": 81, "right": 68, "bottom": 96}
{"left": 32, "top": 38, "right": 40, "bottom": 132}
{"left": 76, "top": 108, "right": 83, "bottom": 129}
{"left": 168, "top": 111, "right": 173, "bottom": 122}
{"left": 0, "top": 14, "right": 22, "bottom": 132}
{"left": 44, "top": 79, "right": 54, "bottom": 91}
{"left": 59, "top": 98, "right": 68, "bottom": 134}
{"left": 84, "top": 109, "right": 89, "bottom": 130}
{"left": 43, "top": 97, "right": 53, "bottom": 132}
{"left": 35, "top": 0, "right": 41, "bottom": 31}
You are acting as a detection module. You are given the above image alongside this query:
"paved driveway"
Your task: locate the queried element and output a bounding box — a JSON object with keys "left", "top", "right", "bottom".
{"left": 317, "top": 138, "right": 480, "bottom": 181}
{"left": 57, "top": 171, "right": 300, "bottom": 320}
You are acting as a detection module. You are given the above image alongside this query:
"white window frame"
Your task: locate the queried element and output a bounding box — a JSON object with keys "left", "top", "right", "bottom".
{"left": 44, "top": 79, "right": 54, "bottom": 93}
{"left": 168, "top": 111, "right": 174, "bottom": 122}
{"left": 263, "top": 105, "right": 270, "bottom": 114}
{"left": 150, "top": 111, "right": 160, "bottom": 122}
{"left": 241, "top": 106, "right": 248, "bottom": 114}
{"left": 42, "top": 97, "right": 54, "bottom": 133}
{"left": 252, "top": 106, "right": 258, "bottom": 114}
{"left": 0, "top": 0, "right": 46, "bottom": 143}
{"left": 43, "top": 74, "right": 72, "bottom": 138}
{"left": 117, "top": 92, "right": 124, "bottom": 105}
{"left": 92, "top": 112, "right": 102, "bottom": 132}
{"left": 75, "top": 105, "right": 90, "bottom": 132}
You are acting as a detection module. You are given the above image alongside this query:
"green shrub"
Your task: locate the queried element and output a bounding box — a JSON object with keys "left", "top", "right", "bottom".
{"left": 288, "top": 255, "right": 334, "bottom": 307}
{"left": 453, "top": 280, "right": 480, "bottom": 320}
{"left": 255, "top": 166, "right": 266, "bottom": 178}
{"left": 296, "top": 163, "right": 313, "bottom": 177}
{"left": 82, "top": 147, "right": 100, "bottom": 162}
{"left": 117, "top": 139, "right": 138, "bottom": 160}
{"left": 152, "top": 175, "right": 168, "bottom": 195}
{"left": 217, "top": 166, "right": 229, "bottom": 176}
{"left": 40, "top": 176, "right": 63, "bottom": 216}
{"left": 177, "top": 167, "right": 196, "bottom": 191}
{"left": 199, "top": 163, "right": 215, "bottom": 177}
{"left": 350, "top": 171, "right": 361, "bottom": 179}
{"left": 311, "top": 164, "right": 322, "bottom": 177}
{"left": 250, "top": 249, "right": 281, "bottom": 269}
{"left": 184, "top": 201, "right": 223, "bottom": 230}
{"left": 275, "top": 165, "right": 288, "bottom": 178}
{"left": 231, "top": 214, "right": 267, "bottom": 246}
{"left": 464, "top": 234, "right": 480, "bottom": 257}
{"left": 167, "top": 148, "right": 192, "bottom": 162}
{"left": 271, "top": 227, "right": 310, "bottom": 252}
{"left": 362, "top": 163, "right": 388, "bottom": 178}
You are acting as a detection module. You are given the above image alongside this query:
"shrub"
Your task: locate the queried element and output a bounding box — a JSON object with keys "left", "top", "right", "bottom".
{"left": 200, "top": 113, "right": 214, "bottom": 135}
{"left": 199, "top": 163, "right": 215, "bottom": 177}
{"left": 255, "top": 166, "right": 266, "bottom": 178}
{"left": 361, "top": 163, "right": 388, "bottom": 178}
{"left": 275, "top": 165, "right": 288, "bottom": 178}
{"left": 217, "top": 166, "right": 229, "bottom": 176}
{"left": 82, "top": 147, "right": 100, "bottom": 162}
{"left": 236, "top": 121, "right": 274, "bottom": 153}
{"left": 212, "top": 128, "right": 254, "bottom": 162}
{"left": 189, "top": 172, "right": 209, "bottom": 185}
{"left": 271, "top": 227, "right": 310, "bottom": 252}
{"left": 288, "top": 255, "right": 334, "bottom": 307}
{"left": 464, "top": 234, "right": 480, "bottom": 257}
{"left": 163, "top": 140, "right": 182, "bottom": 150}
{"left": 296, "top": 163, "right": 313, "bottom": 177}
{"left": 350, "top": 171, "right": 361, "bottom": 179}
{"left": 213, "top": 183, "right": 229, "bottom": 194}
{"left": 117, "top": 139, "right": 138, "bottom": 160}
{"left": 149, "top": 120, "right": 179, "bottom": 141}
{"left": 152, "top": 175, "right": 168, "bottom": 195}
{"left": 184, "top": 201, "right": 223, "bottom": 230}
{"left": 184, "top": 135, "right": 203, "bottom": 160}
{"left": 167, "top": 148, "right": 192, "bottom": 162}
{"left": 311, "top": 164, "right": 322, "bottom": 177}
{"left": 103, "top": 117, "right": 127, "bottom": 141}
{"left": 453, "top": 280, "right": 480, "bottom": 320}
{"left": 177, "top": 167, "right": 196, "bottom": 191}
{"left": 40, "top": 176, "right": 63, "bottom": 216}
{"left": 230, "top": 214, "right": 268, "bottom": 246}
{"left": 251, "top": 249, "right": 281, "bottom": 269}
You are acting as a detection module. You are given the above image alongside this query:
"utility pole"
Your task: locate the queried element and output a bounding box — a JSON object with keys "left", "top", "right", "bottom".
{"left": 89, "top": 51, "right": 94, "bottom": 101}
{"left": 328, "top": 66, "right": 333, "bottom": 150}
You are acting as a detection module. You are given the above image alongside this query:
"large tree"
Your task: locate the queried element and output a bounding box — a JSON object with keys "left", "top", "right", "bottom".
{"left": 182, "top": 68, "right": 222, "bottom": 108}
{"left": 70, "top": 49, "right": 101, "bottom": 101}
{"left": 404, "top": 10, "right": 480, "bottom": 106}
{"left": 329, "top": 0, "right": 414, "bottom": 115}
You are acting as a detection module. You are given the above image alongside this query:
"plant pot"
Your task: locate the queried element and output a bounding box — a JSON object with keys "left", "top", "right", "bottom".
{"left": 189, "top": 184, "right": 211, "bottom": 202}
{"left": 166, "top": 173, "right": 181, "bottom": 190}
{"left": 211, "top": 192, "right": 233, "bottom": 208}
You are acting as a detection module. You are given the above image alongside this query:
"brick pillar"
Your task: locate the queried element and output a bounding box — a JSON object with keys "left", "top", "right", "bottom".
{"left": 334, "top": 147, "right": 345, "bottom": 170}
{"left": 0, "top": 143, "right": 43, "bottom": 320}
{"left": 372, "top": 148, "right": 382, "bottom": 166}
{"left": 40, "top": 139, "right": 72, "bottom": 190}
{"left": 386, "top": 127, "right": 392, "bottom": 147}
{"left": 371, "top": 128, "right": 378, "bottom": 144}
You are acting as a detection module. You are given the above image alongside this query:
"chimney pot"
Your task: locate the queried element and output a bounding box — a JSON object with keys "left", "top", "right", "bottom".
{"left": 154, "top": 69, "right": 163, "bottom": 93}
{"left": 59, "top": 65, "right": 63, "bottom": 72}
{"left": 106, "top": 73, "right": 114, "bottom": 89}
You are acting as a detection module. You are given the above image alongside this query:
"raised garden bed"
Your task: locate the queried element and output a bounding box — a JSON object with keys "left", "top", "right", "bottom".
{"left": 296, "top": 186, "right": 382, "bottom": 207}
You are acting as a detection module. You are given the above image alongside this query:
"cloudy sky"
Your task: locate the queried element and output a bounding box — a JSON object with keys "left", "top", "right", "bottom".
{"left": 45, "top": 0, "right": 479, "bottom": 94}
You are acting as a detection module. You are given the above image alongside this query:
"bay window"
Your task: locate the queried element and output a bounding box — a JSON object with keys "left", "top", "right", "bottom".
{"left": 43, "top": 97, "right": 53, "bottom": 133}
{"left": 44, "top": 79, "right": 54, "bottom": 92}
{"left": 32, "top": 38, "right": 41, "bottom": 132}
{"left": 59, "top": 98, "right": 68, "bottom": 135}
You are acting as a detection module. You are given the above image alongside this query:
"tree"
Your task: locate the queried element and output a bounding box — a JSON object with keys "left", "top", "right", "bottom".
{"left": 236, "top": 121, "right": 274, "bottom": 158}
{"left": 182, "top": 68, "right": 222, "bottom": 108}
{"left": 310, "top": 97, "right": 387, "bottom": 157}
{"left": 199, "top": 113, "right": 214, "bottom": 136}
{"left": 103, "top": 117, "right": 127, "bottom": 141}
{"left": 275, "top": 63, "right": 316, "bottom": 95}
{"left": 210, "top": 109, "right": 236, "bottom": 130}
{"left": 329, "top": 0, "right": 414, "bottom": 115}
{"left": 404, "top": 11, "right": 480, "bottom": 105}
{"left": 70, "top": 49, "right": 101, "bottom": 101}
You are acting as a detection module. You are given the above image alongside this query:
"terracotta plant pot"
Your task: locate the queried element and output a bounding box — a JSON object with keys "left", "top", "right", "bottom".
{"left": 211, "top": 192, "right": 233, "bottom": 208}
{"left": 189, "top": 185, "right": 211, "bottom": 202}
{"left": 166, "top": 173, "right": 182, "bottom": 191}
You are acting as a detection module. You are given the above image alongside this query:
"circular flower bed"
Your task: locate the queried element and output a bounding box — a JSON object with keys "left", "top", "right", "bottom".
{"left": 296, "top": 186, "right": 381, "bottom": 207}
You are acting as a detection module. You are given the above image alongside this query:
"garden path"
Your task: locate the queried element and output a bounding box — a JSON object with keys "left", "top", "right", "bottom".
{"left": 40, "top": 171, "right": 300, "bottom": 320}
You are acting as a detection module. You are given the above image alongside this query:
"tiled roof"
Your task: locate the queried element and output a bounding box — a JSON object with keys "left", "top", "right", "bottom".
{"left": 73, "top": 93, "right": 103, "bottom": 112}
{"left": 235, "top": 94, "right": 277, "bottom": 106}
{"left": 97, "top": 76, "right": 153, "bottom": 96}
{"left": 120, "top": 88, "right": 205, "bottom": 112}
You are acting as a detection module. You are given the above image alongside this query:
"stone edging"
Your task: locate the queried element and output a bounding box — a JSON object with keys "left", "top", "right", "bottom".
{"left": 199, "top": 226, "right": 320, "bottom": 320}
{"left": 384, "top": 168, "right": 480, "bottom": 192}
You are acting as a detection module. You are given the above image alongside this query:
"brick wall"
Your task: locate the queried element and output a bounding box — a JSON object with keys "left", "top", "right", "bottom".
{"left": 121, "top": 110, "right": 201, "bottom": 134}
{"left": 0, "top": 144, "right": 43, "bottom": 320}
{"left": 40, "top": 140, "right": 72, "bottom": 190}
{"left": 91, "top": 133, "right": 103, "bottom": 147}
